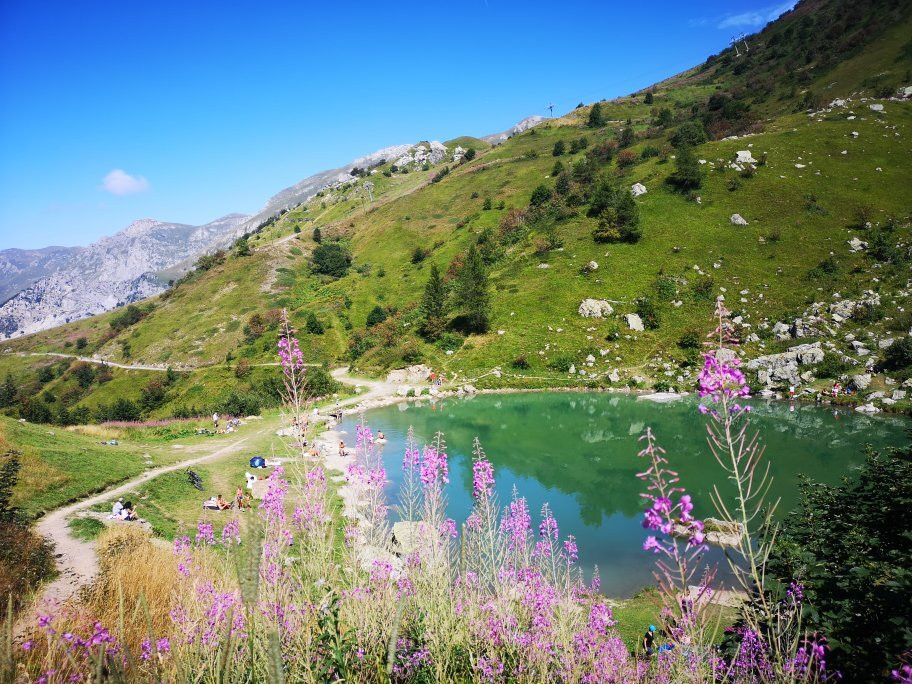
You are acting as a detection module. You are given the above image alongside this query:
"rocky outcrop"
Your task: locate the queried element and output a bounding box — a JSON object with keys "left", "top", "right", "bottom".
{"left": 386, "top": 364, "right": 431, "bottom": 384}
{"left": 747, "top": 343, "right": 824, "bottom": 387}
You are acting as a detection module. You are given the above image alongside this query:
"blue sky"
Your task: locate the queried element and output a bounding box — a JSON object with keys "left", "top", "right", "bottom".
{"left": 0, "top": 0, "right": 794, "bottom": 249}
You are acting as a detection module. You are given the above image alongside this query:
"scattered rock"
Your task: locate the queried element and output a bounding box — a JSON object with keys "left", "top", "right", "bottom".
{"left": 730, "top": 214, "right": 749, "bottom": 226}
{"left": 631, "top": 182, "right": 647, "bottom": 197}
{"left": 869, "top": 103, "right": 884, "bottom": 112}
{"left": 848, "top": 237, "right": 868, "bottom": 252}
{"left": 747, "top": 343, "right": 824, "bottom": 387}
{"left": 735, "top": 150, "right": 757, "bottom": 165}
{"left": 578, "top": 298, "right": 614, "bottom": 318}
{"left": 387, "top": 364, "right": 431, "bottom": 384}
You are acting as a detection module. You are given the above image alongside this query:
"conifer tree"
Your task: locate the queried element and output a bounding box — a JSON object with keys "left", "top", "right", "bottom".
{"left": 456, "top": 245, "right": 490, "bottom": 334}
{"left": 420, "top": 263, "right": 447, "bottom": 340}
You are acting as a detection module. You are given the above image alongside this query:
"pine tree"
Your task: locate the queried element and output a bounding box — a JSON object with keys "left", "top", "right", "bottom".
{"left": 0, "top": 373, "right": 17, "bottom": 407}
{"left": 644, "top": 91, "right": 654, "bottom": 104}
{"left": 588, "top": 102, "right": 604, "bottom": 128}
{"left": 312, "top": 227, "right": 322, "bottom": 243}
{"left": 420, "top": 263, "right": 447, "bottom": 340}
{"left": 456, "top": 245, "right": 490, "bottom": 334}
{"left": 669, "top": 145, "right": 703, "bottom": 190}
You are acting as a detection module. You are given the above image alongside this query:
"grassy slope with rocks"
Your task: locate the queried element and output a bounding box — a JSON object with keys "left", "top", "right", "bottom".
{"left": 1, "top": 0, "right": 911, "bottom": 422}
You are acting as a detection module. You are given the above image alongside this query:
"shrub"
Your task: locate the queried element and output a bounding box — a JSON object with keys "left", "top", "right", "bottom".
{"left": 635, "top": 296, "right": 660, "bottom": 329}
{"left": 640, "top": 146, "right": 660, "bottom": 159}
{"left": 304, "top": 366, "right": 338, "bottom": 397}
{"left": 312, "top": 227, "right": 322, "bottom": 243}
{"left": 511, "top": 355, "right": 531, "bottom": 370}
{"left": 431, "top": 166, "right": 450, "bottom": 183}
{"left": 814, "top": 353, "right": 852, "bottom": 379}
{"left": 75, "top": 337, "right": 88, "bottom": 350}
{"left": 194, "top": 250, "right": 226, "bottom": 272}
{"left": 670, "top": 120, "right": 707, "bottom": 147}
{"left": 617, "top": 126, "right": 634, "bottom": 149}
{"left": 548, "top": 354, "right": 575, "bottom": 372}
{"left": 109, "top": 304, "right": 145, "bottom": 331}
{"left": 765, "top": 448, "right": 912, "bottom": 681}
{"left": 678, "top": 329, "right": 701, "bottom": 349}
{"left": 644, "top": 91, "right": 654, "bottom": 104}
{"left": 464, "top": 147, "right": 476, "bottom": 161}
{"left": 667, "top": 145, "right": 703, "bottom": 190}
{"left": 411, "top": 246, "right": 430, "bottom": 264}
{"left": 586, "top": 141, "right": 617, "bottom": 165}
{"left": 552, "top": 140, "right": 565, "bottom": 156}
{"left": 529, "top": 185, "right": 552, "bottom": 207}
{"left": 551, "top": 160, "right": 564, "bottom": 177}
{"left": 807, "top": 256, "right": 840, "bottom": 280}
{"left": 882, "top": 336, "right": 912, "bottom": 371}
{"left": 234, "top": 359, "right": 252, "bottom": 379}
{"left": 312, "top": 243, "right": 352, "bottom": 278}
{"left": 482, "top": 197, "right": 493, "bottom": 210}
{"left": 655, "top": 108, "right": 674, "bottom": 127}
{"left": 366, "top": 306, "right": 388, "bottom": 328}
{"left": 71, "top": 362, "right": 95, "bottom": 389}
{"left": 616, "top": 149, "right": 637, "bottom": 167}
{"left": 305, "top": 312, "right": 325, "bottom": 335}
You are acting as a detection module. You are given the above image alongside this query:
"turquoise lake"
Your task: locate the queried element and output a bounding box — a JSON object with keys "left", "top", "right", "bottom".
{"left": 338, "top": 392, "right": 907, "bottom": 597}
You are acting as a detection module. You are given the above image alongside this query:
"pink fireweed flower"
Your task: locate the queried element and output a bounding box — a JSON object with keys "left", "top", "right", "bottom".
{"left": 472, "top": 457, "right": 495, "bottom": 500}
{"left": 502, "top": 495, "right": 532, "bottom": 551}
{"left": 403, "top": 445, "right": 420, "bottom": 470}
{"left": 539, "top": 513, "right": 559, "bottom": 541}
{"left": 276, "top": 333, "right": 304, "bottom": 371}
{"left": 562, "top": 535, "right": 579, "bottom": 564}
{"left": 195, "top": 522, "right": 216, "bottom": 546}
{"left": 697, "top": 352, "right": 750, "bottom": 404}
{"left": 221, "top": 519, "right": 241, "bottom": 546}
{"left": 440, "top": 518, "right": 458, "bottom": 539}
{"left": 420, "top": 446, "right": 449, "bottom": 487}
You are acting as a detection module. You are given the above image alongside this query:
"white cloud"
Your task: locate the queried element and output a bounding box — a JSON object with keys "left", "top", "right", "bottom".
{"left": 101, "top": 169, "right": 150, "bottom": 195}
{"left": 717, "top": 1, "right": 795, "bottom": 29}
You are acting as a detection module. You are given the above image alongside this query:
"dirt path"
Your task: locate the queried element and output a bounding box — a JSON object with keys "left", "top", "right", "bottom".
{"left": 31, "top": 428, "right": 266, "bottom": 611}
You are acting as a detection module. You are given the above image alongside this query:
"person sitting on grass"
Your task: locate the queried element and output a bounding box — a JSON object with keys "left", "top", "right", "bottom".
{"left": 121, "top": 502, "right": 138, "bottom": 521}
{"left": 216, "top": 494, "right": 231, "bottom": 511}
{"left": 111, "top": 498, "right": 124, "bottom": 518}
{"left": 643, "top": 625, "right": 656, "bottom": 656}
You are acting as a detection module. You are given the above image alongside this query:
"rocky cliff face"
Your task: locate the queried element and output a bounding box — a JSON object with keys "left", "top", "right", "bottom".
{"left": 0, "top": 214, "right": 248, "bottom": 339}
{"left": 0, "top": 246, "right": 80, "bottom": 304}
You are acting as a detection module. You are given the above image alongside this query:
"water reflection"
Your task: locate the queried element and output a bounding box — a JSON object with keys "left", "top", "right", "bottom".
{"left": 340, "top": 392, "right": 907, "bottom": 596}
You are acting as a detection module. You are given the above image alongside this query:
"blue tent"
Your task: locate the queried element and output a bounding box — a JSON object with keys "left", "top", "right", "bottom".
{"left": 249, "top": 456, "right": 266, "bottom": 468}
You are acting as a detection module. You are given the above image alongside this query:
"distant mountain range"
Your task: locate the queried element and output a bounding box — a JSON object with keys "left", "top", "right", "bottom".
{"left": 0, "top": 116, "right": 544, "bottom": 339}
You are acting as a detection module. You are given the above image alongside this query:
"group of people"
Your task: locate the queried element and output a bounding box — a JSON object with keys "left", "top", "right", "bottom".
{"left": 110, "top": 498, "right": 138, "bottom": 521}
{"left": 211, "top": 413, "right": 242, "bottom": 433}
{"left": 214, "top": 487, "right": 253, "bottom": 511}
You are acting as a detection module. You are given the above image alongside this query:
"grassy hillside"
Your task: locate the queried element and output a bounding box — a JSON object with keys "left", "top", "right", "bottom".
{"left": 2, "top": 0, "right": 911, "bottom": 423}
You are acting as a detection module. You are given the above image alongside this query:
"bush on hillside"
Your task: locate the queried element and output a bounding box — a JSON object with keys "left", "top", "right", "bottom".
{"left": 463, "top": 147, "right": 476, "bottom": 161}
{"left": 667, "top": 145, "right": 703, "bottom": 190}
{"left": 635, "top": 296, "right": 660, "bottom": 329}
{"left": 670, "top": 120, "right": 707, "bottom": 148}
{"left": 305, "top": 312, "right": 325, "bottom": 335}
{"left": 529, "top": 185, "right": 552, "bottom": 207}
{"left": 882, "top": 336, "right": 912, "bottom": 371}
{"left": 548, "top": 354, "right": 575, "bottom": 373}
{"left": 366, "top": 306, "right": 388, "bottom": 328}
{"left": 552, "top": 140, "right": 565, "bottom": 156}
{"left": 311, "top": 243, "right": 352, "bottom": 278}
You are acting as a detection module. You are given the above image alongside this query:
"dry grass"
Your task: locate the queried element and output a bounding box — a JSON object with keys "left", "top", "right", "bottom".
{"left": 65, "top": 424, "right": 123, "bottom": 440}
{"left": 83, "top": 526, "right": 179, "bottom": 651}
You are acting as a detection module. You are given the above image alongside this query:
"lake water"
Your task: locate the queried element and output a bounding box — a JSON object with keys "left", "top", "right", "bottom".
{"left": 338, "top": 392, "right": 907, "bottom": 597}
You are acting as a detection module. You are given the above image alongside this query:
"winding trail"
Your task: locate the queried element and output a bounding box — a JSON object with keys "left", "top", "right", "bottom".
{"left": 25, "top": 370, "right": 391, "bottom": 612}
{"left": 30, "top": 429, "right": 260, "bottom": 612}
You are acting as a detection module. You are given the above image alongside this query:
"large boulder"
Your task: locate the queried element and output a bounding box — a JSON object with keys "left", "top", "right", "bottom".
{"left": 387, "top": 364, "right": 431, "bottom": 384}
{"left": 578, "top": 298, "right": 614, "bottom": 318}
{"left": 631, "top": 182, "right": 647, "bottom": 197}
{"left": 624, "top": 313, "right": 644, "bottom": 332}
{"left": 851, "top": 373, "right": 872, "bottom": 391}
{"left": 730, "top": 213, "right": 749, "bottom": 226}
